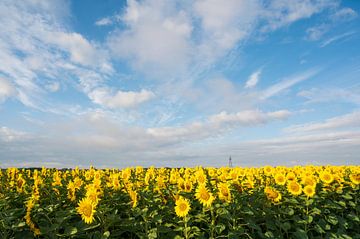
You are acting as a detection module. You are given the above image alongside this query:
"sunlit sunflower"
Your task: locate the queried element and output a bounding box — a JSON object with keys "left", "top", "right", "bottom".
{"left": 319, "top": 171, "right": 334, "bottom": 184}
{"left": 77, "top": 197, "right": 96, "bottom": 224}
{"left": 264, "top": 166, "right": 273, "bottom": 176}
{"left": 349, "top": 173, "right": 360, "bottom": 185}
{"left": 286, "top": 172, "right": 296, "bottom": 181}
{"left": 175, "top": 196, "right": 191, "bottom": 218}
{"left": 129, "top": 189, "right": 138, "bottom": 208}
{"left": 195, "top": 184, "right": 215, "bottom": 207}
{"left": 301, "top": 175, "right": 317, "bottom": 187}
{"left": 303, "top": 185, "right": 316, "bottom": 198}
{"left": 218, "top": 182, "right": 231, "bottom": 202}
{"left": 264, "top": 187, "right": 282, "bottom": 203}
{"left": 287, "top": 181, "right": 302, "bottom": 196}
{"left": 274, "top": 173, "right": 286, "bottom": 186}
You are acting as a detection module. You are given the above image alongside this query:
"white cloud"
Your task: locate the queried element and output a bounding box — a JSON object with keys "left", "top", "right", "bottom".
{"left": 147, "top": 109, "right": 290, "bottom": 139}
{"left": 0, "top": 0, "right": 114, "bottom": 110}
{"left": 95, "top": 17, "right": 113, "bottom": 26}
{"left": 298, "top": 87, "right": 360, "bottom": 105}
{"left": 106, "top": 0, "right": 335, "bottom": 80}
{"left": 88, "top": 87, "right": 155, "bottom": 108}
{"left": 194, "top": 0, "right": 259, "bottom": 57}
{"left": 320, "top": 31, "right": 356, "bottom": 47}
{"left": 0, "top": 127, "right": 27, "bottom": 142}
{"left": 245, "top": 69, "right": 261, "bottom": 88}
{"left": 260, "top": 68, "right": 319, "bottom": 100}
{"left": 284, "top": 111, "right": 360, "bottom": 134}
{"left": 306, "top": 24, "right": 329, "bottom": 41}
{"left": 46, "top": 81, "right": 60, "bottom": 92}
{"left": 331, "top": 7, "right": 358, "bottom": 22}
{"left": 107, "top": 0, "right": 193, "bottom": 76}
{"left": 262, "top": 0, "right": 336, "bottom": 31}
{"left": 0, "top": 78, "right": 15, "bottom": 103}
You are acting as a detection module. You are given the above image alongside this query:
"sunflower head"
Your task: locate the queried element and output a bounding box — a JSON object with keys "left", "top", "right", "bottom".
{"left": 175, "top": 196, "right": 191, "bottom": 218}
{"left": 264, "top": 187, "right": 282, "bottom": 203}
{"left": 217, "top": 183, "right": 231, "bottom": 202}
{"left": 195, "top": 184, "right": 215, "bottom": 207}
{"left": 77, "top": 197, "right": 96, "bottom": 224}
{"left": 303, "top": 185, "right": 316, "bottom": 198}
{"left": 349, "top": 173, "right": 360, "bottom": 185}
{"left": 287, "top": 181, "right": 302, "bottom": 196}
{"left": 319, "top": 171, "right": 334, "bottom": 184}
{"left": 274, "top": 173, "right": 286, "bottom": 185}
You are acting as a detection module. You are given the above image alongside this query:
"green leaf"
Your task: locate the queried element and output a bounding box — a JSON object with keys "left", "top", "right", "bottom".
{"left": 215, "top": 224, "right": 226, "bottom": 234}
{"left": 294, "top": 229, "right": 308, "bottom": 239}
{"left": 341, "top": 193, "right": 353, "bottom": 200}
{"left": 281, "top": 222, "right": 291, "bottom": 231}
{"left": 265, "top": 231, "right": 274, "bottom": 238}
{"left": 64, "top": 226, "right": 77, "bottom": 236}
{"left": 287, "top": 208, "right": 295, "bottom": 216}
{"left": 103, "top": 231, "right": 110, "bottom": 238}
{"left": 327, "top": 215, "right": 338, "bottom": 225}
{"left": 311, "top": 207, "right": 321, "bottom": 215}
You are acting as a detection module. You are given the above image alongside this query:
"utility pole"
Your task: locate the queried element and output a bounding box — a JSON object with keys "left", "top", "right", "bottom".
{"left": 228, "top": 156, "right": 232, "bottom": 167}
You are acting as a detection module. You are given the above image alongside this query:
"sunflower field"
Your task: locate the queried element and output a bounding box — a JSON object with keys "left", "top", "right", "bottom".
{"left": 0, "top": 165, "right": 359, "bottom": 239}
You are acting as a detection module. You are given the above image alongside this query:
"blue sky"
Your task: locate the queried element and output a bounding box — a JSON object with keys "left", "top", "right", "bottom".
{"left": 1, "top": 0, "right": 360, "bottom": 168}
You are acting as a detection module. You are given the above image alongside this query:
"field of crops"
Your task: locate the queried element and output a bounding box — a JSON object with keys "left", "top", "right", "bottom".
{"left": 0, "top": 166, "right": 359, "bottom": 238}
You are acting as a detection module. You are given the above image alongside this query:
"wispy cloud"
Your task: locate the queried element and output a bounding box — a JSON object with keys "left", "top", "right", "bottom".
{"left": 95, "top": 17, "right": 113, "bottom": 26}
{"left": 298, "top": 87, "right": 360, "bottom": 105}
{"left": 245, "top": 69, "right": 261, "bottom": 89}
{"left": 260, "top": 68, "right": 320, "bottom": 100}
{"left": 320, "top": 31, "right": 356, "bottom": 47}
{"left": 284, "top": 111, "right": 360, "bottom": 134}
{"left": 0, "top": 77, "right": 15, "bottom": 103}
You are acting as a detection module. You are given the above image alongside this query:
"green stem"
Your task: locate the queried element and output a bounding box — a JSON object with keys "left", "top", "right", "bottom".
{"left": 210, "top": 207, "right": 215, "bottom": 239}
{"left": 184, "top": 216, "right": 189, "bottom": 239}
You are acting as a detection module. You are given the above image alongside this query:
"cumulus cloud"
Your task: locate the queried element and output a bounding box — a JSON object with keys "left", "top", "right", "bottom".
{"left": 107, "top": 0, "right": 335, "bottom": 80}
{"left": 245, "top": 69, "right": 261, "bottom": 88}
{"left": 107, "top": 0, "right": 193, "bottom": 76}
{"left": 88, "top": 87, "right": 155, "bottom": 108}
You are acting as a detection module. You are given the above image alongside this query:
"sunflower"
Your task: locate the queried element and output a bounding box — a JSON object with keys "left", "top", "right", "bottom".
{"left": 86, "top": 188, "right": 100, "bottom": 206}
{"left": 303, "top": 185, "right": 316, "bottom": 198}
{"left": 301, "top": 175, "right": 317, "bottom": 187}
{"left": 129, "top": 189, "right": 138, "bottom": 208}
{"left": 77, "top": 197, "right": 96, "bottom": 224}
{"left": 195, "top": 184, "right": 215, "bottom": 207}
{"left": 319, "top": 171, "right": 334, "bottom": 184}
{"left": 264, "top": 166, "right": 273, "bottom": 176}
{"left": 217, "top": 183, "right": 231, "bottom": 202}
{"left": 175, "top": 196, "right": 191, "bottom": 218}
{"left": 286, "top": 172, "right": 296, "bottom": 181}
{"left": 264, "top": 187, "right": 282, "bottom": 203}
{"left": 274, "top": 173, "right": 286, "bottom": 185}
{"left": 184, "top": 178, "right": 193, "bottom": 192}
{"left": 349, "top": 173, "right": 360, "bottom": 185}
{"left": 287, "top": 181, "right": 302, "bottom": 196}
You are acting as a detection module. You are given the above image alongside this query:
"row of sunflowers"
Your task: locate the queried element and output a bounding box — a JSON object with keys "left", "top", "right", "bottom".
{"left": 0, "top": 165, "right": 359, "bottom": 238}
